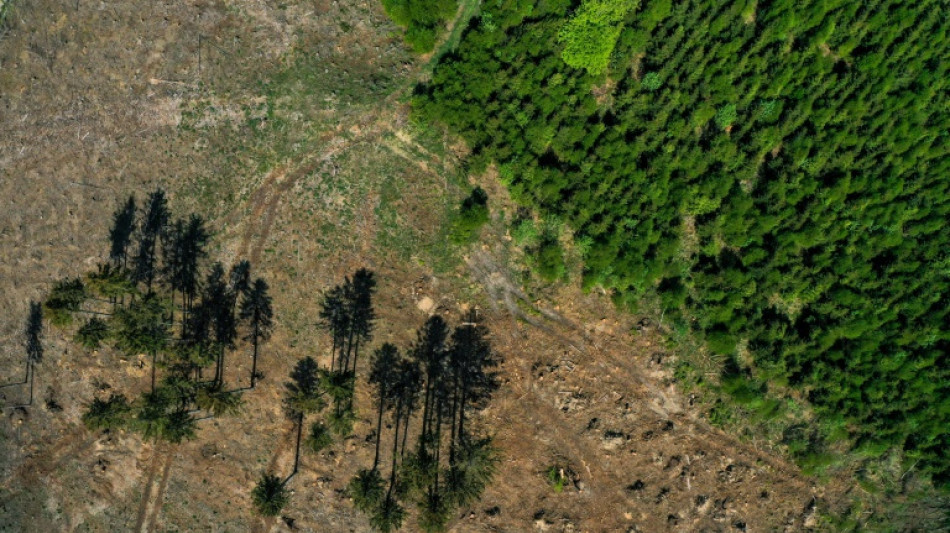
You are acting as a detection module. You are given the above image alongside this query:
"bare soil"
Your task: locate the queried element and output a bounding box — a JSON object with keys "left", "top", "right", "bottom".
{"left": 0, "top": 1, "right": 846, "bottom": 532}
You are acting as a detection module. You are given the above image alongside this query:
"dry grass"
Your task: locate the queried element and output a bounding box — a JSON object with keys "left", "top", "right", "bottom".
{"left": 0, "top": 1, "right": 849, "bottom": 532}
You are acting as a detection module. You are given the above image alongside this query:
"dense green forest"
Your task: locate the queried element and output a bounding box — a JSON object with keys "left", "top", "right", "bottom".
{"left": 414, "top": 0, "right": 950, "bottom": 487}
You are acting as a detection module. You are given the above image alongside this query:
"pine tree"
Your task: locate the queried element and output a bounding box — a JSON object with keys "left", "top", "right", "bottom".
{"left": 283, "top": 357, "right": 325, "bottom": 482}
{"left": 240, "top": 278, "right": 273, "bottom": 388}
{"left": 369, "top": 343, "right": 400, "bottom": 471}
{"left": 113, "top": 293, "right": 170, "bottom": 392}
{"left": 133, "top": 188, "right": 170, "bottom": 292}
{"left": 320, "top": 285, "right": 349, "bottom": 373}
{"left": 251, "top": 474, "right": 290, "bottom": 517}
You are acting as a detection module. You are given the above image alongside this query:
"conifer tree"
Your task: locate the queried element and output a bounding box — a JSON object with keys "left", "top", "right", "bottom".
{"left": 252, "top": 474, "right": 290, "bottom": 516}
{"left": 369, "top": 343, "right": 400, "bottom": 471}
{"left": 133, "top": 188, "right": 170, "bottom": 292}
{"left": 114, "top": 293, "right": 170, "bottom": 392}
{"left": 320, "top": 285, "right": 349, "bottom": 373}
{"left": 345, "top": 268, "right": 377, "bottom": 377}
{"left": 240, "top": 278, "right": 273, "bottom": 388}
{"left": 283, "top": 357, "right": 325, "bottom": 482}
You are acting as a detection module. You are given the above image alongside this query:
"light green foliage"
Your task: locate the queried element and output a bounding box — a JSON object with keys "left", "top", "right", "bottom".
{"left": 417, "top": 0, "right": 950, "bottom": 498}
{"left": 641, "top": 72, "right": 662, "bottom": 91}
{"left": 450, "top": 186, "right": 490, "bottom": 244}
{"left": 558, "top": 0, "right": 637, "bottom": 74}
{"left": 382, "top": 0, "right": 458, "bottom": 52}
{"left": 715, "top": 103, "right": 738, "bottom": 129}
{"left": 546, "top": 465, "right": 568, "bottom": 493}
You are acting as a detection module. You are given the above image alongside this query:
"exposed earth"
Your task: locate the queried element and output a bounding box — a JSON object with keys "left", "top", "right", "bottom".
{"left": 0, "top": 1, "right": 847, "bottom": 531}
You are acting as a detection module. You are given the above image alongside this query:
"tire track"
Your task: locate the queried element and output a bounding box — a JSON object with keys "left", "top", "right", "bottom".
{"left": 3, "top": 426, "right": 96, "bottom": 490}
{"left": 238, "top": 122, "right": 388, "bottom": 268}
{"left": 143, "top": 450, "right": 175, "bottom": 532}
{"left": 133, "top": 447, "right": 164, "bottom": 533}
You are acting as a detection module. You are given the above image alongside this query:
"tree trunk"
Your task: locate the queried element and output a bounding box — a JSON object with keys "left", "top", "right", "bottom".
{"left": 387, "top": 398, "right": 403, "bottom": 501}
{"left": 291, "top": 413, "right": 304, "bottom": 479}
{"left": 250, "top": 335, "right": 259, "bottom": 388}
{"left": 448, "top": 380, "right": 460, "bottom": 465}
{"left": 400, "top": 403, "right": 413, "bottom": 460}
{"left": 27, "top": 364, "right": 34, "bottom": 406}
{"left": 151, "top": 350, "right": 157, "bottom": 392}
{"left": 329, "top": 331, "right": 337, "bottom": 373}
{"left": 373, "top": 385, "right": 386, "bottom": 471}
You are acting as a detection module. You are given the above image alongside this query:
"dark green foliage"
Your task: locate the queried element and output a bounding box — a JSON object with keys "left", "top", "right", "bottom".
{"left": 75, "top": 318, "right": 110, "bottom": 350}
{"left": 444, "top": 437, "right": 499, "bottom": 507}
{"left": 416, "top": 0, "right": 950, "bottom": 488}
{"left": 133, "top": 188, "right": 170, "bottom": 291}
{"left": 44, "top": 278, "right": 87, "bottom": 326}
{"left": 161, "top": 409, "right": 198, "bottom": 444}
{"left": 450, "top": 187, "right": 490, "bottom": 244}
{"left": 327, "top": 405, "right": 356, "bottom": 436}
{"left": 369, "top": 495, "right": 406, "bottom": 533}
{"left": 370, "top": 344, "right": 401, "bottom": 470}
{"left": 417, "top": 491, "right": 451, "bottom": 533}
{"left": 284, "top": 357, "right": 325, "bottom": 419}
{"left": 46, "top": 193, "right": 273, "bottom": 454}
{"left": 306, "top": 422, "right": 333, "bottom": 453}
{"left": 531, "top": 238, "right": 567, "bottom": 282}
{"left": 82, "top": 393, "right": 131, "bottom": 431}
{"left": 86, "top": 264, "right": 135, "bottom": 303}
{"left": 251, "top": 474, "right": 290, "bottom": 517}
{"left": 349, "top": 468, "right": 385, "bottom": 512}
{"left": 241, "top": 278, "right": 274, "bottom": 387}
{"left": 195, "top": 384, "right": 244, "bottom": 417}
{"left": 113, "top": 293, "right": 170, "bottom": 357}
{"left": 163, "top": 214, "right": 209, "bottom": 313}
{"left": 381, "top": 0, "right": 457, "bottom": 52}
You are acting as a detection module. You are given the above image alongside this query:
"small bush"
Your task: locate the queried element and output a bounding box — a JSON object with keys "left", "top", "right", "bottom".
{"left": 450, "top": 187, "right": 490, "bottom": 244}
{"left": 75, "top": 318, "right": 110, "bottom": 350}
{"left": 306, "top": 422, "right": 333, "bottom": 453}
{"left": 251, "top": 474, "right": 290, "bottom": 517}
{"left": 546, "top": 465, "right": 569, "bottom": 493}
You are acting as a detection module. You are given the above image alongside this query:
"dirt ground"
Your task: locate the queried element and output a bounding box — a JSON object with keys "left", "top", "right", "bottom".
{"left": 0, "top": 1, "right": 841, "bottom": 532}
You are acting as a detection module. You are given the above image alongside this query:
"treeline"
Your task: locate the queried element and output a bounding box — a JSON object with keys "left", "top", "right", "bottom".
{"left": 42, "top": 189, "right": 273, "bottom": 443}
{"left": 414, "top": 0, "right": 950, "bottom": 488}
{"left": 253, "top": 272, "right": 500, "bottom": 533}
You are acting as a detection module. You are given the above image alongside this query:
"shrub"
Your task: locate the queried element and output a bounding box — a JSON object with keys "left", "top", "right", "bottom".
{"left": 450, "top": 187, "right": 490, "bottom": 244}
{"left": 251, "top": 474, "right": 290, "bottom": 517}
{"left": 75, "top": 318, "right": 110, "bottom": 349}
{"left": 306, "top": 422, "right": 333, "bottom": 453}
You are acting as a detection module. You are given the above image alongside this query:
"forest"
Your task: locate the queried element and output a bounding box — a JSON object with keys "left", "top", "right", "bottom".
{"left": 412, "top": 0, "right": 950, "bottom": 490}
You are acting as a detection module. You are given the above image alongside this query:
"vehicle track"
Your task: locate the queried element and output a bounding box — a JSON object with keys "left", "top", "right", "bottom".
{"left": 133, "top": 444, "right": 174, "bottom": 533}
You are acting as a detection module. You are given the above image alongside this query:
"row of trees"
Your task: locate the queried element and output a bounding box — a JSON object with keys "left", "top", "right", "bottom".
{"left": 253, "top": 271, "right": 500, "bottom": 532}
{"left": 39, "top": 189, "right": 274, "bottom": 443}
{"left": 352, "top": 311, "right": 499, "bottom": 532}
{"left": 415, "top": 0, "right": 950, "bottom": 490}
